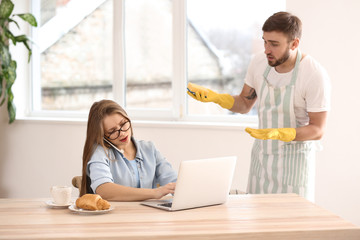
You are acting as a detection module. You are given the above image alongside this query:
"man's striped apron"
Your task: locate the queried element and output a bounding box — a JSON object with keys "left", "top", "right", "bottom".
{"left": 247, "top": 50, "right": 316, "bottom": 201}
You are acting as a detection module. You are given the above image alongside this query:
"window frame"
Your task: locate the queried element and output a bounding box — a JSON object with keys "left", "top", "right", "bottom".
{"left": 27, "top": 0, "right": 258, "bottom": 125}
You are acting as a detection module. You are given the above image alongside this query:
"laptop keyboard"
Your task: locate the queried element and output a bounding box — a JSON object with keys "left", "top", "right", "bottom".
{"left": 158, "top": 202, "right": 172, "bottom": 208}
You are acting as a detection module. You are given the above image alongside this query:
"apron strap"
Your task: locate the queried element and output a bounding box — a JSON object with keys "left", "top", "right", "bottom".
{"left": 263, "top": 65, "right": 271, "bottom": 79}
{"left": 290, "top": 49, "right": 302, "bottom": 86}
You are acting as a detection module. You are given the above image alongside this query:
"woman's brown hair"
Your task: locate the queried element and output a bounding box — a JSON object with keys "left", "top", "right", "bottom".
{"left": 262, "top": 11, "right": 302, "bottom": 42}
{"left": 79, "top": 100, "right": 132, "bottom": 196}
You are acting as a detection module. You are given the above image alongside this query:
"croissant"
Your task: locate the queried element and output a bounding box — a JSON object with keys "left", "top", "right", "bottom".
{"left": 76, "top": 194, "right": 111, "bottom": 210}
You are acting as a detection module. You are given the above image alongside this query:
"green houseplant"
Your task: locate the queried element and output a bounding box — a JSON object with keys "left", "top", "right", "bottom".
{"left": 0, "top": 0, "right": 37, "bottom": 123}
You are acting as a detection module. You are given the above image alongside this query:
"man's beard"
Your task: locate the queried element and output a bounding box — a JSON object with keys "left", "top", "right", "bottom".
{"left": 267, "top": 48, "right": 290, "bottom": 67}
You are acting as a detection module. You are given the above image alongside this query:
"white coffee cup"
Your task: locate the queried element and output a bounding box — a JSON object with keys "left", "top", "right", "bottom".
{"left": 50, "top": 186, "right": 72, "bottom": 205}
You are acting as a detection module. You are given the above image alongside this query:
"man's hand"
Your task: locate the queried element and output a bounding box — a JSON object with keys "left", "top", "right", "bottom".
{"left": 187, "top": 82, "right": 234, "bottom": 109}
{"left": 245, "top": 127, "right": 296, "bottom": 142}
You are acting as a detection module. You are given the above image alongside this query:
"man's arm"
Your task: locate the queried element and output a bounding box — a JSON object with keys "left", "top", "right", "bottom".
{"left": 186, "top": 82, "right": 257, "bottom": 112}
{"left": 294, "top": 111, "right": 328, "bottom": 141}
{"left": 230, "top": 84, "right": 258, "bottom": 114}
{"left": 245, "top": 111, "right": 328, "bottom": 142}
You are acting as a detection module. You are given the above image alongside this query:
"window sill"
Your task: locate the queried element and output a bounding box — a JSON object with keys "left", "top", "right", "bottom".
{"left": 15, "top": 116, "right": 257, "bottom": 130}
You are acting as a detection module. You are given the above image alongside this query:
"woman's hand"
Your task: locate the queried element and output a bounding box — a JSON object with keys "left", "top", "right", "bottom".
{"left": 153, "top": 182, "right": 176, "bottom": 199}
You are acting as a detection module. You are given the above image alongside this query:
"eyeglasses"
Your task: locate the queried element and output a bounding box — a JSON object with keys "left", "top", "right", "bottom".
{"left": 105, "top": 121, "right": 131, "bottom": 140}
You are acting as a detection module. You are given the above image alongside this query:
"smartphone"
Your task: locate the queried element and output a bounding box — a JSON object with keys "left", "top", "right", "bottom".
{"left": 103, "top": 138, "right": 124, "bottom": 154}
{"left": 187, "top": 88, "right": 196, "bottom": 96}
{"left": 187, "top": 87, "right": 206, "bottom": 98}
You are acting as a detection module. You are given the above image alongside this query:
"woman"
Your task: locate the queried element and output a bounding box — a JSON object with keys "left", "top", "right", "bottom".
{"left": 80, "top": 99, "right": 177, "bottom": 201}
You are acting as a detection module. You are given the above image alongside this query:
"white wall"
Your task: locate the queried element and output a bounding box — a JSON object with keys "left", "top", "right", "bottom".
{"left": 0, "top": 115, "right": 252, "bottom": 196}
{"left": 287, "top": 0, "right": 360, "bottom": 226}
{"left": 0, "top": 0, "right": 359, "bottom": 226}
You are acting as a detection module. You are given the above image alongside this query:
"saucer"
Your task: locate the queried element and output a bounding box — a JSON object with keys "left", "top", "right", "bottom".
{"left": 68, "top": 204, "right": 114, "bottom": 215}
{"left": 45, "top": 200, "right": 72, "bottom": 208}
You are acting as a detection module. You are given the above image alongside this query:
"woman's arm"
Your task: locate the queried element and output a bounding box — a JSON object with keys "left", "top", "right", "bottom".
{"left": 96, "top": 182, "right": 176, "bottom": 201}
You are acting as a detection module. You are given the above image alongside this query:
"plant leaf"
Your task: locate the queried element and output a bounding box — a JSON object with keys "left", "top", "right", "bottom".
{"left": 0, "top": 83, "right": 7, "bottom": 107}
{"left": 0, "top": 0, "right": 14, "bottom": 19}
{"left": 0, "top": 74, "right": 3, "bottom": 101}
{"left": 27, "top": 49, "right": 32, "bottom": 62}
{"left": 7, "top": 84, "right": 14, "bottom": 102}
{"left": 7, "top": 18, "right": 19, "bottom": 29}
{"left": 21, "top": 40, "right": 32, "bottom": 62}
{"left": 0, "top": 43, "right": 11, "bottom": 67}
{"left": 6, "top": 60, "right": 17, "bottom": 86}
{"left": 16, "top": 13, "right": 37, "bottom": 27}
{"left": 5, "top": 29, "right": 16, "bottom": 45}
{"left": 5, "top": 61, "right": 16, "bottom": 123}
{"left": 7, "top": 92, "right": 16, "bottom": 124}
{"left": 14, "top": 34, "right": 28, "bottom": 42}
{"left": 0, "top": 97, "right": 5, "bottom": 106}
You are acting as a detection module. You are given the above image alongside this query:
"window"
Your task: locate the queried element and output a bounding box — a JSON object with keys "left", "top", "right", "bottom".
{"left": 125, "top": 0, "right": 173, "bottom": 110}
{"left": 32, "top": 0, "right": 113, "bottom": 113}
{"left": 30, "top": 0, "right": 285, "bottom": 121}
{"left": 187, "top": 0, "right": 285, "bottom": 118}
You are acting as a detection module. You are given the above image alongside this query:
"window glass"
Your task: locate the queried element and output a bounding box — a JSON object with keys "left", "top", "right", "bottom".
{"left": 124, "top": 0, "right": 173, "bottom": 109}
{"left": 187, "top": 0, "right": 285, "bottom": 116}
{"left": 36, "top": 0, "right": 113, "bottom": 111}
{"left": 31, "top": 0, "right": 285, "bottom": 120}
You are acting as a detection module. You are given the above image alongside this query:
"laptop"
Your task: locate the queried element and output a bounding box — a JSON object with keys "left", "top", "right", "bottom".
{"left": 141, "top": 156, "right": 237, "bottom": 211}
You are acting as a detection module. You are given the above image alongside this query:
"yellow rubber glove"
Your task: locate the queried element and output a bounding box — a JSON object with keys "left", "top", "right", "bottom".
{"left": 187, "top": 82, "right": 234, "bottom": 109}
{"left": 245, "top": 127, "right": 296, "bottom": 142}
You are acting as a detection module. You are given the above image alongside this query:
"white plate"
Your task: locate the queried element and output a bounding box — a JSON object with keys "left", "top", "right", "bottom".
{"left": 68, "top": 204, "right": 114, "bottom": 215}
{"left": 45, "top": 200, "right": 72, "bottom": 208}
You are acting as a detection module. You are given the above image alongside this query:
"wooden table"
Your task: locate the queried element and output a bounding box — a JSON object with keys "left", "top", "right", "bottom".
{"left": 0, "top": 194, "right": 359, "bottom": 240}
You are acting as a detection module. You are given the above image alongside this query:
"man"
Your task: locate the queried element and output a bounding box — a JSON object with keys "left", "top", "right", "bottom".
{"left": 187, "top": 12, "right": 331, "bottom": 201}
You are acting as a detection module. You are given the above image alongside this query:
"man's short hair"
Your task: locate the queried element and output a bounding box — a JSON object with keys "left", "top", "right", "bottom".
{"left": 262, "top": 11, "right": 302, "bottom": 42}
